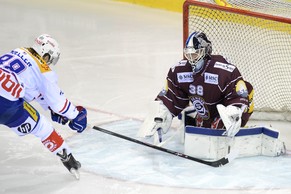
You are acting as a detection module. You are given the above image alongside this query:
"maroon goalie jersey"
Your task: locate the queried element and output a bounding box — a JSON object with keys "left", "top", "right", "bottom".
{"left": 157, "top": 55, "right": 253, "bottom": 128}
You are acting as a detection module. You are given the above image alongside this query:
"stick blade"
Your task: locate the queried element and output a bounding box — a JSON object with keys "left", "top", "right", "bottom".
{"left": 209, "top": 149, "right": 239, "bottom": 167}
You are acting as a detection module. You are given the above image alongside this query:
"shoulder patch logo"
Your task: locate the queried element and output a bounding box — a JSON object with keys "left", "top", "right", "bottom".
{"left": 236, "top": 80, "right": 248, "bottom": 98}
{"left": 158, "top": 79, "right": 169, "bottom": 96}
{"left": 214, "top": 62, "right": 235, "bottom": 72}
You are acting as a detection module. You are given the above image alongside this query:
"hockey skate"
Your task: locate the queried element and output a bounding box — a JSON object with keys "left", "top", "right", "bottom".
{"left": 57, "top": 149, "right": 81, "bottom": 180}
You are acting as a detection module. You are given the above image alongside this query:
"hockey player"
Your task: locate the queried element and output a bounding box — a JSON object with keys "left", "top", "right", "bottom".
{"left": 0, "top": 34, "right": 87, "bottom": 178}
{"left": 138, "top": 31, "right": 254, "bottom": 143}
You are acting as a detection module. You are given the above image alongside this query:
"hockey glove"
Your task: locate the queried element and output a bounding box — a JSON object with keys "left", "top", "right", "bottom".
{"left": 217, "top": 104, "right": 243, "bottom": 137}
{"left": 137, "top": 101, "right": 172, "bottom": 145}
{"left": 50, "top": 109, "right": 69, "bottom": 125}
{"left": 69, "top": 106, "right": 87, "bottom": 133}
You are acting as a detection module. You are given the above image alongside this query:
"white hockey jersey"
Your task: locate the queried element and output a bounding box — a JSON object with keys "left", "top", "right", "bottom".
{"left": 0, "top": 67, "right": 25, "bottom": 101}
{"left": 0, "top": 47, "right": 78, "bottom": 120}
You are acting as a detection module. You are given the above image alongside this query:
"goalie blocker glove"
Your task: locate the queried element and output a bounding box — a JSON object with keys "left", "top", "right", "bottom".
{"left": 69, "top": 106, "right": 87, "bottom": 133}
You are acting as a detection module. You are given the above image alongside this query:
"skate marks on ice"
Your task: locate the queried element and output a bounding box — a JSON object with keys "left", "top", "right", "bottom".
{"left": 68, "top": 119, "right": 291, "bottom": 190}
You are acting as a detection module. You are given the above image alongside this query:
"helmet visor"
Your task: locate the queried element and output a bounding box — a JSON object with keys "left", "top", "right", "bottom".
{"left": 47, "top": 53, "right": 60, "bottom": 66}
{"left": 184, "top": 47, "right": 205, "bottom": 64}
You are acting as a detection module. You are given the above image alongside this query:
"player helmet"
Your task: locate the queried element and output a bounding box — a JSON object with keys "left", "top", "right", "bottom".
{"left": 184, "top": 32, "right": 212, "bottom": 72}
{"left": 32, "top": 34, "right": 60, "bottom": 65}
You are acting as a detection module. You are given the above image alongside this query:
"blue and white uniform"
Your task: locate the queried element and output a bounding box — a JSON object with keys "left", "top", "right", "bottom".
{"left": 0, "top": 47, "right": 79, "bottom": 154}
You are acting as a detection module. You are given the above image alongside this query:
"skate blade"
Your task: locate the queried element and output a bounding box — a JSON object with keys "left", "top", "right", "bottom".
{"left": 70, "top": 168, "right": 80, "bottom": 180}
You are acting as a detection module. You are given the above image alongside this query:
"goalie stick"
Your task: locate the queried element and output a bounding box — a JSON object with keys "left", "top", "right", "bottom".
{"left": 93, "top": 126, "right": 236, "bottom": 167}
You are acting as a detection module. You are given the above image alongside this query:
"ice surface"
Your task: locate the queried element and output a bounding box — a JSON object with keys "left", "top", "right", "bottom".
{"left": 71, "top": 119, "right": 291, "bottom": 189}
{"left": 0, "top": 0, "right": 291, "bottom": 194}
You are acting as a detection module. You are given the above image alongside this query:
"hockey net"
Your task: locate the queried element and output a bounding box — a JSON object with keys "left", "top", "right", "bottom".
{"left": 218, "top": 0, "right": 291, "bottom": 18}
{"left": 183, "top": 0, "right": 291, "bottom": 121}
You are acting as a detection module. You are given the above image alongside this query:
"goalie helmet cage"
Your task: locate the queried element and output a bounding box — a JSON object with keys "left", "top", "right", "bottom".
{"left": 183, "top": 0, "right": 291, "bottom": 121}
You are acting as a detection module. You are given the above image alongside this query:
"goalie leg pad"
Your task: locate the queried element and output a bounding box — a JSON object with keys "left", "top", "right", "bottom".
{"left": 184, "top": 126, "right": 285, "bottom": 160}
{"left": 262, "top": 128, "right": 286, "bottom": 156}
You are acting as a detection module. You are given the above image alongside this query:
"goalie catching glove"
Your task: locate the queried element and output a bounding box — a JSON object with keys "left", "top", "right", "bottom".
{"left": 217, "top": 104, "right": 243, "bottom": 137}
{"left": 137, "top": 101, "right": 173, "bottom": 145}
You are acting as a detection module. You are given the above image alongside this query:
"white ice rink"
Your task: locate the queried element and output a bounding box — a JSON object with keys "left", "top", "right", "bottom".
{"left": 1, "top": 0, "right": 291, "bottom": 194}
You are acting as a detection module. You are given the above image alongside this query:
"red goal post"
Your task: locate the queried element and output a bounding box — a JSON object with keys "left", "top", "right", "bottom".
{"left": 183, "top": 0, "right": 291, "bottom": 121}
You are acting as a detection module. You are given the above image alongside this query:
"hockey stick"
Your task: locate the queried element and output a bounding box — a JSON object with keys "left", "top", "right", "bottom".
{"left": 93, "top": 126, "right": 235, "bottom": 167}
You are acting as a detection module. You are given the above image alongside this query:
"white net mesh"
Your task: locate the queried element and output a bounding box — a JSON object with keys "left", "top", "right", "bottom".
{"left": 226, "top": 0, "right": 291, "bottom": 18}
{"left": 198, "top": 0, "right": 291, "bottom": 18}
{"left": 184, "top": 0, "right": 291, "bottom": 120}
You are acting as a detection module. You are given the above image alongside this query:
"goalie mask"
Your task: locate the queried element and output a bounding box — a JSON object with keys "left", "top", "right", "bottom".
{"left": 32, "top": 34, "right": 60, "bottom": 65}
{"left": 184, "top": 32, "right": 212, "bottom": 72}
